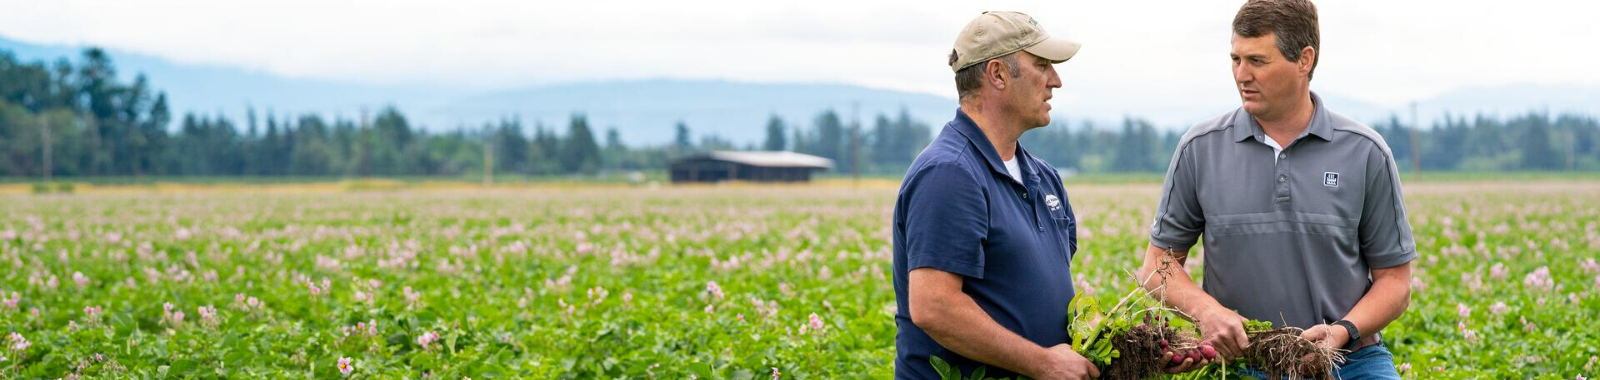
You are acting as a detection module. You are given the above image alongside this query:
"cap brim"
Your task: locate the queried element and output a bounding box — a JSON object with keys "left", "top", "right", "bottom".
{"left": 1024, "top": 36, "right": 1081, "bottom": 64}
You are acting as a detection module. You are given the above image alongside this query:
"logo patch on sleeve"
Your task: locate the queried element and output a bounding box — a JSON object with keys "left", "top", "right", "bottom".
{"left": 1323, "top": 172, "right": 1340, "bottom": 188}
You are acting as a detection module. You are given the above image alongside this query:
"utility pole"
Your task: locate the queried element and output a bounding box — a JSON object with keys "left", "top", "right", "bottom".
{"left": 483, "top": 133, "right": 494, "bottom": 188}
{"left": 1409, "top": 102, "right": 1420, "bottom": 181}
{"left": 42, "top": 114, "right": 52, "bottom": 182}
{"left": 850, "top": 101, "right": 860, "bottom": 187}
{"left": 1570, "top": 126, "right": 1578, "bottom": 171}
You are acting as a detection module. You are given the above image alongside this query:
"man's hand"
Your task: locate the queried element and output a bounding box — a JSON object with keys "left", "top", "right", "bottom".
{"left": 1160, "top": 341, "right": 1218, "bottom": 373}
{"left": 1031, "top": 344, "right": 1100, "bottom": 380}
{"left": 1196, "top": 306, "right": 1250, "bottom": 360}
{"left": 1300, "top": 324, "right": 1351, "bottom": 351}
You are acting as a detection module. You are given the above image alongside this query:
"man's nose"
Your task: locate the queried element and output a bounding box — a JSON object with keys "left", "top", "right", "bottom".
{"left": 1233, "top": 63, "right": 1251, "bottom": 84}
{"left": 1047, "top": 66, "right": 1062, "bottom": 88}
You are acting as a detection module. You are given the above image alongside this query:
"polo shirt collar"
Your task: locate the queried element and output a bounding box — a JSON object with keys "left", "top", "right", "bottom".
{"left": 949, "top": 108, "right": 1038, "bottom": 185}
{"left": 1231, "top": 91, "right": 1335, "bottom": 144}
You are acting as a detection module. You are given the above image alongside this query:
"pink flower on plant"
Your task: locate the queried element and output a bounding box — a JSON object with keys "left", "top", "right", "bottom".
{"left": 83, "top": 305, "right": 103, "bottom": 323}
{"left": 1490, "top": 263, "right": 1509, "bottom": 280}
{"left": 1489, "top": 301, "right": 1509, "bottom": 315}
{"left": 337, "top": 356, "right": 354, "bottom": 376}
{"left": 7, "top": 332, "right": 29, "bottom": 351}
{"left": 807, "top": 313, "right": 825, "bottom": 333}
{"left": 1524, "top": 266, "right": 1554, "bottom": 291}
{"left": 417, "top": 331, "right": 441, "bottom": 348}
{"left": 705, "top": 281, "right": 724, "bottom": 300}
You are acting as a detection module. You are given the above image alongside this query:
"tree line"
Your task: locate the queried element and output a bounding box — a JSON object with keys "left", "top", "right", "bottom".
{"left": 3, "top": 48, "right": 1599, "bottom": 179}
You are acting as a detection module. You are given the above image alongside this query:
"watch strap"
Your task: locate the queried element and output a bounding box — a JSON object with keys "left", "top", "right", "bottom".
{"left": 1333, "top": 319, "right": 1360, "bottom": 351}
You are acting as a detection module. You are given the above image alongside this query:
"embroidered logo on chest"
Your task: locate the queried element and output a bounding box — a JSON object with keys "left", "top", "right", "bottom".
{"left": 1045, "top": 194, "right": 1062, "bottom": 211}
{"left": 1323, "top": 172, "right": 1340, "bottom": 188}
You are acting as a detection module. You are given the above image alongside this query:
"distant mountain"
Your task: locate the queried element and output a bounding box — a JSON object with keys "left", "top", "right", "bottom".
{"left": 4, "top": 34, "right": 1598, "bottom": 145}
{"left": 436, "top": 79, "right": 956, "bottom": 144}
{"left": 0, "top": 35, "right": 957, "bottom": 145}
{"left": 1412, "top": 84, "right": 1600, "bottom": 123}
{"left": 0, "top": 35, "right": 467, "bottom": 126}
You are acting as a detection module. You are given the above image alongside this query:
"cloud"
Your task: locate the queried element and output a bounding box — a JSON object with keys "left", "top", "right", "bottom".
{"left": 1, "top": 0, "right": 1595, "bottom": 110}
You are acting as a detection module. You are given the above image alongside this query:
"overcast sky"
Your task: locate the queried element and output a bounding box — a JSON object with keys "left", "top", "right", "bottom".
{"left": 1, "top": 0, "right": 1595, "bottom": 112}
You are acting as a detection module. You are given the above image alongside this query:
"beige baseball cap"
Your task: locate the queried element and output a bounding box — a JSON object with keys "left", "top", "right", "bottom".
{"left": 950, "top": 11, "right": 1082, "bottom": 73}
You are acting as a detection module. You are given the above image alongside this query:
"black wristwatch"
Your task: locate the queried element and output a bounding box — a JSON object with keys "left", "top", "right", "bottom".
{"left": 1332, "top": 319, "right": 1360, "bottom": 351}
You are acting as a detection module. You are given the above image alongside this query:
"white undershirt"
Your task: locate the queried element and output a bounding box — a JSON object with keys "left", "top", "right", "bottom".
{"left": 1263, "top": 136, "right": 1285, "bottom": 163}
{"left": 1003, "top": 156, "right": 1022, "bottom": 182}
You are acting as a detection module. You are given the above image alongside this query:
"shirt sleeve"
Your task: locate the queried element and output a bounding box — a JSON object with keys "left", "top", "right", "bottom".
{"left": 1359, "top": 146, "right": 1418, "bottom": 268}
{"left": 1150, "top": 140, "right": 1205, "bottom": 251}
{"left": 903, "top": 161, "right": 989, "bottom": 279}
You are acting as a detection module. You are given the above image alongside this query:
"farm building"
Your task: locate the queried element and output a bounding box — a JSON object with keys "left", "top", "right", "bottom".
{"left": 669, "top": 151, "right": 833, "bottom": 183}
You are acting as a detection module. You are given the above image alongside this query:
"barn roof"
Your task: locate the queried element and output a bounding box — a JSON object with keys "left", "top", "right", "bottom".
{"left": 674, "top": 151, "right": 834, "bottom": 169}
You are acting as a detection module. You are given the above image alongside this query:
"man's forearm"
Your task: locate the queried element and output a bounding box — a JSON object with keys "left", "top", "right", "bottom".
{"left": 917, "top": 292, "right": 1055, "bottom": 377}
{"left": 1137, "top": 244, "right": 1224, "bottom": 320}
{"left": 1339, "top": 263, "right": 1412, "bottom": 338}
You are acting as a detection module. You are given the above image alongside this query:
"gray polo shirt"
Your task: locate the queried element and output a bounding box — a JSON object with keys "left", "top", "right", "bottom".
{"left": 1150, "top": 92, "right": 1416, "bottom": 329}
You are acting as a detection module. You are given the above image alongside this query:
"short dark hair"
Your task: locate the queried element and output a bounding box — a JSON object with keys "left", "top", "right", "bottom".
{"left": 951, "top": 50, "right": 1020, "bottom": 101}
{"left": 1233, "top": 0, "right": 1320, "bottom": 80}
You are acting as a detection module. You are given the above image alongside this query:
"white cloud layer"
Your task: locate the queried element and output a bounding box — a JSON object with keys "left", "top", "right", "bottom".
{"left": 1, "top": 0, "right": 1595, "bottom": 111}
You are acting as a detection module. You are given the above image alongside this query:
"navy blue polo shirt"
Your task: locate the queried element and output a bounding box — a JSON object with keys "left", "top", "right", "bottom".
{"left": 892, "top": 108, "right": 1079, "bottom": 380}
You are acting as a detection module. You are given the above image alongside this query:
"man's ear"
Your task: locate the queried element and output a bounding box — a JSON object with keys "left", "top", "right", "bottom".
{"left": 1298, "top": 46, "right": 1316, "bottom": 77}
{"left": 985, "top": 59, "right": 1009, "bottom": 91}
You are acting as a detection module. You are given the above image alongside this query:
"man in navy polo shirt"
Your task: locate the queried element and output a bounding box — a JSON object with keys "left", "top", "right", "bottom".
{"left": 893, "top": 11, "right": 1120, "bottom": 380}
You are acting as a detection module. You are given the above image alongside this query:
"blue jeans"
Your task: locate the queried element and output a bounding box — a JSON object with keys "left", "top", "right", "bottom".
{"left": 1240, "top": 343, "right": 1401, "bottom": 380}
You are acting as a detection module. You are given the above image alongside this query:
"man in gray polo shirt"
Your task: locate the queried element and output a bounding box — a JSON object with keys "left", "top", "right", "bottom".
{"left": 1134, "top": 1, "right": 1414, "bottom": 378}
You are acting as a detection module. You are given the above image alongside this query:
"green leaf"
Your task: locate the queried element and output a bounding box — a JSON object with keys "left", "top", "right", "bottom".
{"left": 967, "top": 365, "right": 986, "bottom": 380}
{"left": 930, "top": 356, "right": 956, "bottom": 380}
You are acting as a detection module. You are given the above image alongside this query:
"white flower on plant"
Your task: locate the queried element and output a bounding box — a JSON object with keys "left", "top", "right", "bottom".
{"left": 1456, "top": 303, "right": 1471, "bottom": 319}
{"left": 587, "top": 286, "right": 608, "bottom": 305}
{"left": 72, "top": 271, "right": 89, "bottom": 288}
